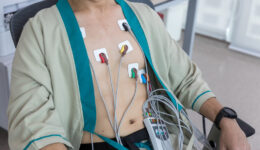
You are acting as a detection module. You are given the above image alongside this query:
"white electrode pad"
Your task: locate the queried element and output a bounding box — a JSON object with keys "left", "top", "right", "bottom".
{"left": 138, "top": 69, "right": 146, "bottom": 83}
{"left": 118, "top": 40, "right": 133, "bottom": 53}
{"left": 128, "top": 63, "right": 139, "bottom": 78}
{"left": 118, "top": 19, "right": 130, "bottom": 31}
{"left": 93, "top": 48, "right": 108, "bottom": 62}
{"left": 80, "top": 27, "right": 86, "bottom": 39}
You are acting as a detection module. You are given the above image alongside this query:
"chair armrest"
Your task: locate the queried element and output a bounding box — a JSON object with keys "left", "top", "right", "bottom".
{"left": 204, "top": 118, "right": 255, "bottom": 150}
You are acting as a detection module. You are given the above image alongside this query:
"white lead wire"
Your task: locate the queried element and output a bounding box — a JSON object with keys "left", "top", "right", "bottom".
{"left": 89, "top": 52, "right": 140, "bottom": 146}
{"left": 89, "top": 62, "right": 119, "bottom": 141}
{"left": 91, "top": 133, "right": 94, "bottom": 150}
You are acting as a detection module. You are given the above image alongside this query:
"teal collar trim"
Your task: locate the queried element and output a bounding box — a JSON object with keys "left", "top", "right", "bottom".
{"left": 56, "top": 0, "right": 182, "bottom": 143}
{"left": 56, "top": 0, "right": 96, "bottom": 132}
{"left": 56, "top": 0, "right": 182, "bottom": 148}
{"left": 116, "top": 0, "right": 182, "bottom": 110}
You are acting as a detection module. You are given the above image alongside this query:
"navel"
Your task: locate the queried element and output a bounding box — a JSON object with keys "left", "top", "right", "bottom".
{"left": 129, "top": 119, "right": 136, "bottom": 124}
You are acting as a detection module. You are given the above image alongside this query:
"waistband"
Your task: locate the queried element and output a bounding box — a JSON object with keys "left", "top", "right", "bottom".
{"left": 80, "top": 128, "right": 152, "bottom": 150}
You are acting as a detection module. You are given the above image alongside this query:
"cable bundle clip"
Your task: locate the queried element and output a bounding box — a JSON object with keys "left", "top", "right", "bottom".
{"left": 99, "top": 53, "right": 108, "bottom": 64}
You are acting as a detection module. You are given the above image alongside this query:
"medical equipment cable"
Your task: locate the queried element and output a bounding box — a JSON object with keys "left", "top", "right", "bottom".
{"left": 112, "top": 45, "right": 139, "bottom": 144}
{"left": 100, "top": 48, "right": 136, "bottom": 145}
{"left": 129, "top": 24, "right": 195, "bottom": 149}
{"left": 127, "top": 25, "right": 187, "bottom": 149}
{"left": 153, "top": 111, "right": 192, "bottom": 133}
{"left": 155, "top": 101, "right": 171, "bottom": 150}
{"left": 117, "top": 79, "right": 138, "bottom": 134}
{"left": 126, "top": 22, "right": 203, "bottom": 149}
{"left": 128, "top": 29, "right": 150, "bottom": 95}
{"left": 112, "top": 23, "right": 151, "bottom": 140}
{"left": 90, "top": 61, "right": 122, "bottom": 144}
{"left": 144, "top": 89, "right": 213, "bottom": 150}
{"left": 107, "top": 63, "right": 123, "bottom": 144}
{"left": 89, "top": 62, "right": 118, "bottom": 135}
{"left": 91, "top": 133, "right": 94, "bottom": 150}
{"left": 181, "top": 109, "right": 213, "bottom": 150}
{"left": 85, "top": 22, "right": 151, "bottom": 146}
{"left": 89, "top": 21, "right": 206, "bottom": 149}
{"left": 113, "top": 56, "right": 124, "bottom": 143}
{"left": 128, "top": 26, "right": 179, "bottom": 149}
{"left": 129, "top": 23, "right": 211, "bottom": 149}
{"left": 155, "top": 99, "right": 168, "bottom": 149}
{"left": 89, "top": 48, "right": 141, "bottom": 148}
{"left": 126, "top": 22, "right": 213, "bottom": 150}
{"left": 122, "top": 22, "right": 150, "bottom": 95}
{"left": 128, "top": 25, "right": 186, "bottom": 144}
{"left": 143, "top": 89, "right": 186, "bottom": 150}
{"left": 85, "top": 21, "right": 162, "bottom": 149}
{"left": 154, "top": 99, "right": 189, "bottom": 150}
{"left": 202, "top": 116, "right": 206, "bottom": 136}
{"left": 146, "top": 75, "right": 212, "bottom": 149}
{"left": 149, "top": 99, "right": 192, "bottom": 133}
{"left": 89, "top": 55, "right": 126, "bottom": 145}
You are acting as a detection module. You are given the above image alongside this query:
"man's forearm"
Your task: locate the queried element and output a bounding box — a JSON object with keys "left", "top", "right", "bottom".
{"left": 200, "top": 98, "right": 250, "bottom": 149}
{"left": 199, "top": 97, "right": 238, "bottom": 129}
{"left": 199, "top": 97, "right": 223, "bottom": 122}
{"left": 41, "top": 143, "right": 67, "bottom": 150}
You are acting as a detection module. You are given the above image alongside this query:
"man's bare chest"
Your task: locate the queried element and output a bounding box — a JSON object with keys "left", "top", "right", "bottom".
{"left": 80, "top": 19, "right": 146, "bottom": 81}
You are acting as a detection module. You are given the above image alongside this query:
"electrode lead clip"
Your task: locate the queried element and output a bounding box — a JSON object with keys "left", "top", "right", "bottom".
{"left": 99, "top": 53, "right": 108, "bottom": 64}
{"left": 118, "top": 19, "right": 131, "bottom": 31}
{"left": 131, "top": 68, "right": 138, "bottom": 79}
{"left": 118, "top": 40, "right": 133, "bottom": 54}
{"left": 141, "top": 74, "right": 147, "bottom": 84}
{"left": 120, "top": 45, "right": 128, "bottom": 56}
{"left": 128, "top": 63, "right": 139, "bottom": 78}
{"left": 122, "top": 22, "right": 129, "bottom": 32}
{"left": 144, "top": 73, "right": 150, "bottom": 82}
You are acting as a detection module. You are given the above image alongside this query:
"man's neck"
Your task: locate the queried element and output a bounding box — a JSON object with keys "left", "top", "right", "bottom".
{"left": 68, "top": 0, "right": 117, "bottom": 13}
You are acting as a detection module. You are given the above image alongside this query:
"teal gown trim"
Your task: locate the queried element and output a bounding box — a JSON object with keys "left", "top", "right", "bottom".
{"left": 56, "top": 0, "right": 182, "bottom": 149}
{"left": 115, "top": 0, "right": 182, "bottom": 110}
{"left": 56, "top": 0, "right": 96, "bottom": 132}
{"left": 24, "top": 134, "right": 69, "bottom": 150}
{"left": 192, "top": 90, "right": 211, "bottom": 109}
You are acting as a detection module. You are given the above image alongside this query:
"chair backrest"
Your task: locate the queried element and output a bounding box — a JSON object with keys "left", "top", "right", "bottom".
{"left": 9, "top": 0, "right": 58, "bottom": 47}
{"left": 129, "top": 0, "right": 154, "bottom": 9}
{"left": 9, "top": 0, "right": 154, "bottom": 47}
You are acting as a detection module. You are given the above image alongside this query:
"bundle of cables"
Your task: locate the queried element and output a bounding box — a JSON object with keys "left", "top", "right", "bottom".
{"left": 142, "top": 89, "right": 213, "bottom": 150}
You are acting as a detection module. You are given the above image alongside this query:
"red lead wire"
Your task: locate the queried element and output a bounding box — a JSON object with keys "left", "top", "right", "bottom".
{"left": 99, "top": 53, "right": 108, "bottom": 65}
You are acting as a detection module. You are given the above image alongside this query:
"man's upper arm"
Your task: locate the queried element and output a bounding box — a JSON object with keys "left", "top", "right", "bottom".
{"left": 140, "top": 5, "right": 216, "bottom": 112}
{"left": 8, "top": 18, "right": 73, "bottom": 150}
{"left": 166, "top": 35, "right": 216, "bottom": 112}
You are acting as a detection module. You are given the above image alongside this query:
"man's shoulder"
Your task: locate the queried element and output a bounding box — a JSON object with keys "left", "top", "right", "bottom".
{"left": 125, "top": 1, "right": 164, "bottom": 35}
{"left": 126, "top": 1, "right": 155, "bottom": 19}
{"left": 25, "top": 5, "right": 61, "bottom": 31}
{"left": 126, "top": 1, "right": 152, "bottom": 10}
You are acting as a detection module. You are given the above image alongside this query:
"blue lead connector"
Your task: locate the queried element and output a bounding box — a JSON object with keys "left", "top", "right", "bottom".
{"left": 141, "top": 74, "right": 147, "bottom": 84}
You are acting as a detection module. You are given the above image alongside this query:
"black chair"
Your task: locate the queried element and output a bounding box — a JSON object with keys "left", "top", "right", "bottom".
{"left": 10, "top": 0, "right": 58, "bottom": 47}
{"left": 9, "top": 0, "right": 255, "bottom": 149}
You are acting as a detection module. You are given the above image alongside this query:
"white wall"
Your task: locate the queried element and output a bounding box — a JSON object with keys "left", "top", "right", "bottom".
{"left": 229, "top": 0, "right": 260, "bottom": 57}
{"left": 196, "top": 0, "right": 237, "bottom": 41}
